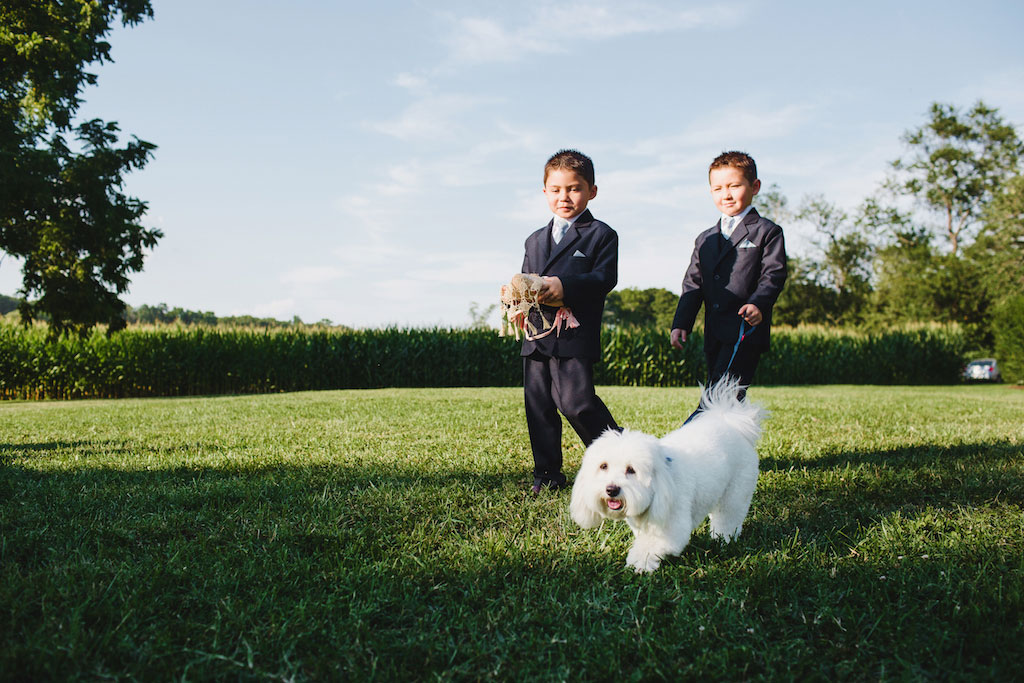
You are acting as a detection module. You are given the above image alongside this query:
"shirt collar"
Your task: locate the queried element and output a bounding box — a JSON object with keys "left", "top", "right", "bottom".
{"left": 554, "top": 212, "right": 584, "bottom": 227}
{"left": 722, "top": 206, "right": 753, "bottom": 227}
{"left": 721, "top": 206, "right": 753, "bottom": 238}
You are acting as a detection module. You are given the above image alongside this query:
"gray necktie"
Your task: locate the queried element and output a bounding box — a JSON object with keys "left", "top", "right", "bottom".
{"left": 552, "top": 218, "right": 569, "bottom": 244}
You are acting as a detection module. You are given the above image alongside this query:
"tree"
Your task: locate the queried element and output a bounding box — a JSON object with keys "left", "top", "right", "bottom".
{"left": 970, "top": 173, "right": 1024, "bottom": 304}
{"left": 468, "top": 301, "right": 497, "bottom": 330}
{"left": 0, "top": 292, "right": 20, "bottom": 315}
{"left": 992, "top": 295, "right": 1024, "bottom": 385}
{"left": 887, "top": 101, "right": 1023, "bottom": 255}
{"left": 794, "top": 194, "right": 874, "bottom": 323}
{"left": 752, "top": 182, "right": 791, "bottom": 224}
{"left": 1, "top": 1, "right": 160, "bottom": 336}
{"left": 603, "top": 287, "right": 678, "bottom": 329}
{"left": 772, "top": 256, "right": 839, "bottom": 326}
{"left": 868, "top": 231, "right": 941, "bottom": 324}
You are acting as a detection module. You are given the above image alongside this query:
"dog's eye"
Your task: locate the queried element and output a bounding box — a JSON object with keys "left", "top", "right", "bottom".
{"left": 599, "top": 463, "right": 608, "bottom": 470}
{"left": 626, "top": 466, "right": 636, "bottom": 475}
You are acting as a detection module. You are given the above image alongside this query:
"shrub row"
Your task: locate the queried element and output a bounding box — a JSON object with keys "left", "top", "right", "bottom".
{"left": 596, "top": 324, "right": 968, "bottom": 387}
{"left": 993, "top": 295, "right": 1024, "bottom": 385}
{"left": 0, "top": 322, "right": 968, "bottom": 400}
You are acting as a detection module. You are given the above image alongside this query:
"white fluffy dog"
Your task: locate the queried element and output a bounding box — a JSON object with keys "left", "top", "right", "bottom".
{"left": 569, "top": 377, "right": 765, "bottom": 573}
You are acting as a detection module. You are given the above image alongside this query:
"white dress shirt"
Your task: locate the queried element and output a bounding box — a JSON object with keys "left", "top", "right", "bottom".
{"left": 721, "top": 206, "right": 753, "bottom": 240}
{"left": 551, "top": 213, "right": 582, "bottom": 243}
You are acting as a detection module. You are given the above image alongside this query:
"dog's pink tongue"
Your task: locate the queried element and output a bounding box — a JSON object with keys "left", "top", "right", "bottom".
{"left": 607, "top": 500, "right": 622, "bottom": 510}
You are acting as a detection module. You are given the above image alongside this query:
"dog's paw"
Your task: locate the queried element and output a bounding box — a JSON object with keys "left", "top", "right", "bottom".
{"left": 626, "top": 549, "right": 662, "bottom": 573}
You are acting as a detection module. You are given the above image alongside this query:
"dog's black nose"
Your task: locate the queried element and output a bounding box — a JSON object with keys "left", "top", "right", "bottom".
{"left": 606, "top": 485, "right": 620, "bottom": 497}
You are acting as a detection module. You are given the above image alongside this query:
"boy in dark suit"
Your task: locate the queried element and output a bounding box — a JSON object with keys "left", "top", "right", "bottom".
{"left": 671, "top": 151, "right": 787, "bottom": 410}
{"left": 521, "top": 149, "right": 620, "bottom": 494}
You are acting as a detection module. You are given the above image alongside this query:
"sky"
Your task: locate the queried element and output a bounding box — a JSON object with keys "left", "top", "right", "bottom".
{"left": 3, "top": 0, "right": 1023, "bottom": 328}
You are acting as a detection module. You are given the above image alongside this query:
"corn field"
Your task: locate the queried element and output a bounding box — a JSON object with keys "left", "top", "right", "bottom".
{"left": 0, "top": 321, "right": 967, "bottom": 399}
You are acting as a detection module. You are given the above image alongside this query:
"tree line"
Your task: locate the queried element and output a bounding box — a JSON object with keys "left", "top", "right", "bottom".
{"left": 124, "top": 303, "right": 341, "bottom": 329}
{"left": 0, "top": 296, "right": 341, "bottom": 330}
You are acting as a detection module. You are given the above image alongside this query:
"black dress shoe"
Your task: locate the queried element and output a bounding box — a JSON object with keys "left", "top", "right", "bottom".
{"left": 547, "top": 476, "right": 569, "bottom": 491}
{"left": 531, "top": 476, "right": 570, "bottom": 494}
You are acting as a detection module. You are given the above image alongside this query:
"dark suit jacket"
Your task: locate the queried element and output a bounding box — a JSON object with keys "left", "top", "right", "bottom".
{"left": 520, "top": 209, "right": 618, "bottom": 359}
{"left": 672, "top": 207, "right": 787, "bottom": 350}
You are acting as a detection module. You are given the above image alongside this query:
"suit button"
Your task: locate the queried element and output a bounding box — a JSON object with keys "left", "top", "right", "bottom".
{"left": 712, "top": 303, "right": 720, "bottom": 310}
{"left": 714, "top": 275, "right": 720, "bottom": 280}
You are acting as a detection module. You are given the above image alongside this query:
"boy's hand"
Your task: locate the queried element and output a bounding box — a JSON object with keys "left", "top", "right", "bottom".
{"left": 738, "top": 304, "right": 762, "bottom": 326}
{"left": 670, "top": 328, "right": 687, "bottom": 349}
{"left": 539, "top": 276, "right": 564, "bottom": 304}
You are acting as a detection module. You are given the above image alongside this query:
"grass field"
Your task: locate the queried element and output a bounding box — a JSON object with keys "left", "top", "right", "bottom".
{"left": 1, "top": 385, "right": 1022, "bottom": 680}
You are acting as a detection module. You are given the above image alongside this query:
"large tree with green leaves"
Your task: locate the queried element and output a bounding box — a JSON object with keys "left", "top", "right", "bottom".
{"left": 887, "top": 100, "right": 1023, "bottom": 255}
{"left": 603, "top": 287, "right": 678, "bottom": 329}
{"left": 1, "top": 0, "right": 159, "bottom": 336}
{"left": 970, "top": 173, "right": 1024, "bottom": 303}
{"left": 771, "top": 256, "right": 839, "bottom": 326}
{"left": 793, "top": 194, "right": 874, "bottom": 324}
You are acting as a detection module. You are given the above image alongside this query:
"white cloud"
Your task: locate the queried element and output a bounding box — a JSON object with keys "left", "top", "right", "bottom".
{"left": 394, "top": 72, "right": 431, "bottom": 92}
{"left": 409, "top": 249, "right": 520, "bottom": 286}
{"left": 628, "top": 103, "right": 818, "bottom": 160}
{"left": 333, "top": 194, "right": 413, "bottom": 240}
{"left": 440, "top": 2, "right": 734, "bottom": 65}
{"left": 369, "top": 162, "right": 426, "bottom": 196}
{"left": 598, "top": 162, "right": 703, "bottom": 214}
{"left": 280, "top": 266, "right": 345, "bottom": 286}
{"left": 368, "top": 93, "right": 497, "bottom": 141}
{"left": 958, "top": 68, "right": 1024, "bottom": 128}
{"left": 445, "top": 17, "right": 558, "bottom": 64}
{"left": 536, "top": 3, "right": 715, "bottom": 39}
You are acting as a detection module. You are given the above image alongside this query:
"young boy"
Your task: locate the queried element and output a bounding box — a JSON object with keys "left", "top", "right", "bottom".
{"left": 670, "top": 151, "right": 787, "bottom": 410}
{"left": 520, "top": 149, "right": 620, "bottom": 494}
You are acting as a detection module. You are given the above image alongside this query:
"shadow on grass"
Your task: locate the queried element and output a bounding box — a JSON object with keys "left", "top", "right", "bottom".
{"left": 2, "top": 436, "right": 1022, "bottom": 680}
{"left": 748, "top": 440, "right": 1024, "bottom": 553}
{"left": 761, "top": 439, "right": 1023, "bottom": 473}
{"left": 3, "top": 436, "right": 1020, "bottom": 566}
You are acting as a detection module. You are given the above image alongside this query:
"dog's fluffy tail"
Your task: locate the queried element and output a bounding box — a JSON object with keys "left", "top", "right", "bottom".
{"left": 696, "top": 375, "right": 767, "bottom": 446}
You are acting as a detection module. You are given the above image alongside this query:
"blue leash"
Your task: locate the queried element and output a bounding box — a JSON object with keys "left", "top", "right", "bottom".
{"left": 725, "top": 320, "right": 756, "bottom": 373}
{"left": 683, "top": 319, "right": 757, "bottom": 425}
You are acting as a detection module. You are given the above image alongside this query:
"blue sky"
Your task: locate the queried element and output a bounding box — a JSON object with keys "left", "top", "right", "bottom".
{"left": 3, "top": 0, "right": 1023, "bottom": 328}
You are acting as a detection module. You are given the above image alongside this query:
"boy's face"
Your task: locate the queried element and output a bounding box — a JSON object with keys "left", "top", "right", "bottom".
{"left": 709, "top": 166, "right": 760, "bottom": 216}
{"left": 543, "top": 168, "right": 597, "bottom": 220}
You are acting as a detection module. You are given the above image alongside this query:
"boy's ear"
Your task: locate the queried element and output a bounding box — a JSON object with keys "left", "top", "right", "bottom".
{"left": 589, "top": 184, "right": 598, "bottom": 199}
{"left": 752, "top": 178, "right": 761, "bottom": 195}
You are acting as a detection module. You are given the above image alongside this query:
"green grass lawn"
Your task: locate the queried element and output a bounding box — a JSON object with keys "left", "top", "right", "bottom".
{"left": 2, "top": 385, "right": 1022, "bottom": 680}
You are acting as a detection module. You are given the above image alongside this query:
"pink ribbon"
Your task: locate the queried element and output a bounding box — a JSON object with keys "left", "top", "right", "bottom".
{"left": 521, "top": 307, "right": 579, "bottom": 341}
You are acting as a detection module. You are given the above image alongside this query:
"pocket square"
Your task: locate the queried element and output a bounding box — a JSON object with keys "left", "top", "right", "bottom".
{"left": 737, "top": 239, "right": 757, "bottom": 249}
{"left": 572, "top": 250, "right": 587, "bottom": 257}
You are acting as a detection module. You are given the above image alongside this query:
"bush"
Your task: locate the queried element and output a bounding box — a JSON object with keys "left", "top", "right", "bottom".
{"left": 0, "top": 321, "right": 969, "bottom": 400}
{"left": 992, "top": 295, "right": 1024, "bottom": 385}
{"left": 756, "top": 324, "right": 967, "bottom": 385}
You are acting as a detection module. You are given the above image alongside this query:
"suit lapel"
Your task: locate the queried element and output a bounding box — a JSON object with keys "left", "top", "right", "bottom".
{"left": 729, "top": 209, "right": 756, "bottom": 247}
{"left": 538, "top": 218, "right": 554, "bottom": 266}
{"left": 712, "top": 208, "right": 759, "bottom": 268}
{"left": 704, "top": 219, "right": 725, "bottom": 264}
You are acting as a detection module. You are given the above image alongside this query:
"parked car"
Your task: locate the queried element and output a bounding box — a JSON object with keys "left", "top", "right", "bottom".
{"left": 963, "top": 358, "right": 1002, "bottom": 382}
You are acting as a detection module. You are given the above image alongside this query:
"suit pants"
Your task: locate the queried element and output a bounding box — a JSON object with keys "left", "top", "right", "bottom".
{"left": 684, "top": 336, "right": 763, "bottom": 423}
{"left": 524, "top": 353, "right": 619, "bottom": 482}
{"left": 704, "top": 335, "right": 763, "bottom": 397}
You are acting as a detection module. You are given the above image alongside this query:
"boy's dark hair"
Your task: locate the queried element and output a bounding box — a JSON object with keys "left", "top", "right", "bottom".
{"left": 709, "top": 151, "right": 757, "bottom": 183}
{"left": 544, "top": 149, "right": 595, "bottom": 188}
